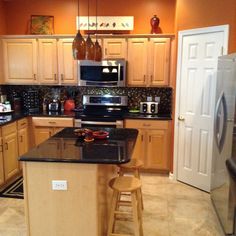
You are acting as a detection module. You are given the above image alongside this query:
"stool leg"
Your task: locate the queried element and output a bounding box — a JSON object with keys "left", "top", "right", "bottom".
{"left": 136, "top": 189, "right": 143, "bottom": 236}
{"left": 107, "top": 190, "right": 119, "bottom": 236}
{"left": 134, "top": 170, "right": 144, "bottom": 210}
{"left": 131, "top": 191, "right": 140, "bottom": 236}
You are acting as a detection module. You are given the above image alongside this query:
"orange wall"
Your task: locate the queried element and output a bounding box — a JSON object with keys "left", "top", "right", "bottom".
{"left": 175, "top": 0, "right": 236, "bottom": 53}
{"left": 4, "top": 0, "right": 176, "bottom": 35}
{"left": 0, "top": 0, "right": 6, "bottom": 34}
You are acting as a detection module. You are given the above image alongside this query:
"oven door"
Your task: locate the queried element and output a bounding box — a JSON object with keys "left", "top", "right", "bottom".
{"left": 74, "top": 119, "right": 123, "bottom": 128}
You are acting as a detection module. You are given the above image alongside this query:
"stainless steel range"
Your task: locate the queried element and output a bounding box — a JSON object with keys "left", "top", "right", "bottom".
{"left": 74, "top": 95, "right": 128, "bottom": 128}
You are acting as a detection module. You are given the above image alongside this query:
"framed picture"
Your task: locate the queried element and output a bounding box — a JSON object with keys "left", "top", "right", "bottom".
{"left": 30, "top": 15, "right": 54, "bottom": 35}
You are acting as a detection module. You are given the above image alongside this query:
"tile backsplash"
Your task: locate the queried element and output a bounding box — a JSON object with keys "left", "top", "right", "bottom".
{"left": 2, "top": 85, "right": 172, "bottom": 115}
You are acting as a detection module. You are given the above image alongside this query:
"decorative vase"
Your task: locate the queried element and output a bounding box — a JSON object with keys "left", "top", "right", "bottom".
{"left": 64, "top": 99, "right": 75, "bottom": 111}
{"left": 150, "top": 15, "right": 160, "bottom": 34}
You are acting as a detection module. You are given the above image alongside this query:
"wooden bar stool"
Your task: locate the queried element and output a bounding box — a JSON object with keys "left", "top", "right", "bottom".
{"left": 118, "top": 159, "right": 144, "bottom": 209}
{"left": 107, "top": 176, "right": 143, "bottom": 236}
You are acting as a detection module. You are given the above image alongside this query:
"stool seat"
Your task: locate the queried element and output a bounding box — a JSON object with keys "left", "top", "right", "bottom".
{"left": 109, "top": 176, "right": 142, "bottom": 192}
{"left": 118, "top": 159, "right": 143, "bottom": 170}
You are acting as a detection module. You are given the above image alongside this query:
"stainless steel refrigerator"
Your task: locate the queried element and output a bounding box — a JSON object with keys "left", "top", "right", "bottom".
{"left": 211, "top": 53, "right": 236, "bottom": 235}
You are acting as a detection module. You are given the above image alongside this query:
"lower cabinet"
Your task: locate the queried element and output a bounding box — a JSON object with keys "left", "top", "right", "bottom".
{"left": 2, "top": 122, "right": 19, "bottom": 181}
{"left": 0, "top": 137, "right": 4, "bottom": 185}
{"left": 32, "top": 117, "right": 74, "bottom": 146}
{"left": 125, "top": 119, "right": 171, "bottom": 172}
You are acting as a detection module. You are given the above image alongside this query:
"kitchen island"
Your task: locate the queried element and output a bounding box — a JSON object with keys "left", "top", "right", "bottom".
{"left": 20, "top": 127, "right": 138, "bottom": 236}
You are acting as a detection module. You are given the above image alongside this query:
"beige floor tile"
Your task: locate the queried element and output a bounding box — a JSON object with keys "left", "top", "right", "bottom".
{"left": 0, "top": 174, "right": 225, "bottom": 236}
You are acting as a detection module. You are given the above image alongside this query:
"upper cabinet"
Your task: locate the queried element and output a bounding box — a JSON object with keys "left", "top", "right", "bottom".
{"left": 127, "top": 37, "right": 171, "bottom": 87}
{"left": 103, "top": 38, "right": 127, "bottom": 59}
{"left": 1, "top": 37, "right": 77, "bottom": 85}
{"left": 2, "top": 38, "right": 38, "bottom": 84}
{"left": 0, "top": 35, "right": 173, "bottom": 86}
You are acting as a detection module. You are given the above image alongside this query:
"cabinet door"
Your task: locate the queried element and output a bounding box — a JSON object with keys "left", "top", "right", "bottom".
{"left": 0, "top": 137, "right": 4, "bottom": 185}
{"left": 103, "top": 38, "right": 127, "bottom": 59}
{"left": 38, "top": 39, "right": 58, "bottom": 84}
{"left": 53, "top": 127, "right": 64, "bottom": 135}
{"left": 146, "top": 129, "right": 170, "bottom": 170}
{"left": 3, "top": 132, "right": 19, "bottom": 181}
{"left": 149, "top": 38, "right": 170, "bottom": 86}
{"left": 34, "top": 127, "right": 52, "bottom": 146}
{"left": 58, "top": 38, "right": 77, "bottom": 85}
{"left": 18, "top": 127, "right": 29, "bottom": 156}
{"left": 2, "top": 39, "right": 38, "bottom": 84}
{"left": 131, "top": 129, "right": 145, "bottom": 163}
{"left": 127, "top": 38, "right": 148, "bottom": 86}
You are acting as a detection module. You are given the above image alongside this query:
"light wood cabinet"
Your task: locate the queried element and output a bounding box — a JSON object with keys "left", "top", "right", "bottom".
{"left": 2, "top": 122, "right": 19, "bottom": 181}
{"left": 17, "top": 118, "right": 29, "bottom": 170}
{"left": 2, "top": 38, "right": 38, "bottom": 84}
{"left": 32, "top": 117, "right": 74, "bottom": 146}
{"left": 103, "top": 38, "right": 127, "bottom": 59}
{"left": 57, "top": 38, "right": 77, "bottom": 85}
{"left": 39, "top": 38, "right": 77, "bottom": 85}
{"left": 0, "top": 136, "right": 4, "bottom": 185}
{"left": 127, "top": 38, "right": 148, "bottom": 86}
{"left": 125, "top": 119, "right": 170, "bottom": 172}
{"left": 127, "top": 37, "right": 170, "bottom": 87}
{"left": 38, "top": 39, "right": 58, "bottom": 84}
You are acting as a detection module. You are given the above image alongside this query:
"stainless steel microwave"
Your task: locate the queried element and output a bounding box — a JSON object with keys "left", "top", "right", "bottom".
{"left": 78, "top": 59, "right": 126, "bottom": 87}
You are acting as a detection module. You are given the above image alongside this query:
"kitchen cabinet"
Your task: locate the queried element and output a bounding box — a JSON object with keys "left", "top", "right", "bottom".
{"left": 38, "top": 38, "right": 77, "bottom": 85}
{"left": 32, "top": 117, "right": 74, "bottom": 146}
{"left": 2, "top": 38, "right": 38, "bottom": 84}
{"left": 127, "top": 37, "right": 170, "bottom": 86}
{"left": 125, "top": 119, "right": 170, "bottom": 171}
{"left": 17, "top": 118, "right": 29, "bottom": 170}
{"left": 0, "top": 136, "right": 4, "bottom": 185}
{"left": 2, "top": 122, "right": 19, "bottom": 181}
{"left": 103, "top": 38, "right": 127, "bottom": 59}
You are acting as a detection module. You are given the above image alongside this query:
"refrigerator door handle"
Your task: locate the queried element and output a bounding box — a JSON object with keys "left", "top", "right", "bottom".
{"left": 214, "top": 92, "right": 227, "bottom": 152}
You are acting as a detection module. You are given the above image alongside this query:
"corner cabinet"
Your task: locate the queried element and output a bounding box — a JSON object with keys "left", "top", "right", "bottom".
{"left": 127, "top": 37, "right": 171, "bottom": 87}
{"left": 2, "top": 38, "right": 38, "bottom": 84}
{"left": 125, "top": 119, "right": 171, "bottom": 172}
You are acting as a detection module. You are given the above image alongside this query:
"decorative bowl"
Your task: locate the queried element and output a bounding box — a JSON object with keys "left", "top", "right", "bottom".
{"left": 92, "top": 130, "right": 109, "bottom": 139}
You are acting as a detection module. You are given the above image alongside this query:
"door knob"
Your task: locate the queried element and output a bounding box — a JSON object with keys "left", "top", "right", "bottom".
{"left": 178, "top": 116, "right": 185, "bottom": 121}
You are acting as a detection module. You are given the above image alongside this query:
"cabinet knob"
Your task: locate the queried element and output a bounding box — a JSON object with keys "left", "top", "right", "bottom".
{"left": 61, "top": 74, "right": 64, "bottom": 81}
{"left": 0, "top": 145, "right": 3, "bottom": 153}
{"left": 33, "top": 74, "right": 37, "bottom": 80}
{"left": 5, "top": 143, "right": 8, "bottom": 150}
{"left": 105, "top": 48, "right": 107, "bottom": 55}
{"left": 54, "top": 74, "right": 57, "bottom": 80}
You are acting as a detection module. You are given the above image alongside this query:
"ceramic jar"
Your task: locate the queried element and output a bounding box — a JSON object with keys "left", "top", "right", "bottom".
{"left": 150, "top": 15, "right": 160, "bottom": 34}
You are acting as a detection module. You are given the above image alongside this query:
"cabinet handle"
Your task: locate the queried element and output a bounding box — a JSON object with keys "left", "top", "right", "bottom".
{"left": 49, "top": 121, "right": 56, "bottom": 124}
{"left": 33, "top": 74, "right": 37, "bottom": 80}
{"left": 150, "top": 75, "right": 153, "bottom": 82}
{"left": 143, "top": 75, "right": 146, "bottom": 83}
{"left": 20, "top": 136, "right": 23, "bottom": 142}
{"left": 143, "top": 123, "right": 151, "bottom": 127}
{"left": 49, "top": 131, "right": 52, "bottom": 137}
{"left": 105, "top": 48, "right": 107, "bottom": 55}
{"left": 5, "top": 143, "right": 8, "bottom": 150}
{"left": 61, "top": 74, "right": 64, "bottom": 81}
{"left": 141, "top": 134, "right": 144, "bottom": 142}
{"left": 149, "top": 136, "right": 151, "bottom": 142}
{"left": 21, "top": 123, "right": 26, "bottom": 126}
{"left": 54, "top": 74, "right": 57, "bottom": 80}
{"left": 0, "top": 145, "right": 3, "bottom": 153}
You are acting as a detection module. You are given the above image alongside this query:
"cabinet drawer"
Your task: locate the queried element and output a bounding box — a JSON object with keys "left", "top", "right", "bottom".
{"left": 17, "top": 118, "right": 28, "bottom": 129}
{"left": 125, "top": 119, "right": 169, "bottom": 130}
{"left": 2, "top": 122, "right": 17, "bottom": 136}
{"left": 32, "top": 117, "right": 74, "bottom": 127}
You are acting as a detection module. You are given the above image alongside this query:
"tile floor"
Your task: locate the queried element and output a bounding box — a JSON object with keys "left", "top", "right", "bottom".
{"left": 0, "top": 174, "right": 225, "bottom": 236}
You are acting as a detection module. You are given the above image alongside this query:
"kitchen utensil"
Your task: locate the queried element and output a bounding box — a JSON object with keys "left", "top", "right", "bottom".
{"left": 93, "top": 130, "right": 109, "bottom": 139}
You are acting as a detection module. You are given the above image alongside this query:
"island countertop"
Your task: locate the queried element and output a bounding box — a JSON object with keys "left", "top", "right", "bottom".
{"left": 19, "top": 127, "right": 138, "bottom": 164}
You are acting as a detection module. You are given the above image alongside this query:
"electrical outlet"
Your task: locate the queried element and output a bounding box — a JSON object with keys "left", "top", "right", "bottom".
{"left": 52, "top": 180, "right": 67, "bottom": 191}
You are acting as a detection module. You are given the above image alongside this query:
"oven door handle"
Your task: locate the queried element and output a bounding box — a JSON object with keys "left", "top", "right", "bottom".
{"left": 80, "top": 121, "right": 118, "bottom": 126}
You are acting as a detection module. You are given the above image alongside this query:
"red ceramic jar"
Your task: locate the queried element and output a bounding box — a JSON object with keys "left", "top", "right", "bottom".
{"left": 64, "top": 99, "right": 75, "bottom": 111}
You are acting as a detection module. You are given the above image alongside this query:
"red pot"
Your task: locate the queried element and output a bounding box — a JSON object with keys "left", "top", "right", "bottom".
{"left": 64, "top": 99, "right": 75, "bottom": 111}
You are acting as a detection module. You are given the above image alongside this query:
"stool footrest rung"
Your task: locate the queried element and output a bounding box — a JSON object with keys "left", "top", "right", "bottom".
{"left": 117, "top": 200, "right": 132, "bottom": 206}
{"left": 114, "top": 210, "right": 132, "bottom": 215}
{"left": 110, "top": 233, "right": 132, "bottom": 236}
{"left": 115, "top": 216, "right": 133, "bottom": 222}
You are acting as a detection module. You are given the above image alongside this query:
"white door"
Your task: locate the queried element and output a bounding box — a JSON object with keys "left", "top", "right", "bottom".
{"left": 174, "top": 25, "right": 229, "bottom": 192}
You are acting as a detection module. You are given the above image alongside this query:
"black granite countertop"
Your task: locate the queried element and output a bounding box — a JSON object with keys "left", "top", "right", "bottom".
{"left": 0, "top": 110, "right": 171, "bottom": 127}
{"left": 19, "top": 127, "right": 138, "bottom": 164}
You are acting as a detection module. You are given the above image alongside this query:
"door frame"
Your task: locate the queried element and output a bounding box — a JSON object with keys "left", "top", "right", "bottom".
{"left": 173, "top": 25, "right": 229, "bottom": 180}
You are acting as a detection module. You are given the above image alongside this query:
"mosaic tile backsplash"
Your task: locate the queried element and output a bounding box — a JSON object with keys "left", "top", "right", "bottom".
{"left": 2, "top": 85, "right": 172, "bottom": 115}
